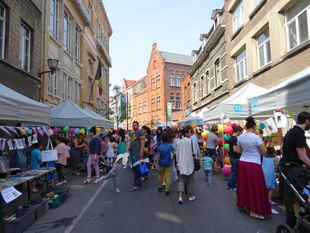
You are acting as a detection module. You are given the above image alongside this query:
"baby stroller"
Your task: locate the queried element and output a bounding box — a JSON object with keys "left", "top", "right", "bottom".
{"left": 98, "top": 156, "right": 113, "bottom": 175}
{"left": 276, "top": 164, "right": 310, "bottom": 233}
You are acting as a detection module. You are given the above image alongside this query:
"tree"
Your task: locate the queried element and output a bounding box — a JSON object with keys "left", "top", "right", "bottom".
{"left": 110, "top": 85, "right": 122, "bottom": 129}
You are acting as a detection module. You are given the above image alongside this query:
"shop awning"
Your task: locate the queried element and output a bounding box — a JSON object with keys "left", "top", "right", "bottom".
{"left": 178, "top": 113, "right": 203, "bottom": 126}
{"left": 0, "top": 83, "right": 51, "bottom": 125}
{"left": 248, "top": 67, "right": 310, "bottom": 116}
{"left": 83, "top": 108, "right": 114, "bottom": 128}
{"left": 158, "top": 121, "right": 177, "bottom": 128}
{"left": 51, "top": 100, "right": 102, "bottom": 127}
{"left": 204, "top": 83, "right": 267, "bottom": 122}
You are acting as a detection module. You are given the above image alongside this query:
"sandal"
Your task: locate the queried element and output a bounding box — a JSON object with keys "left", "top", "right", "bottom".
{"left": 94, "top": 178, "right": 100, "bottom": 184}
{"left": 129, "top": 186, "right": 139, "bottom": 192}
{"left": 249, "top": 213, "right": 265, "bottom": 220}
{"left": 83, "top": 178, "right": 91, "bottom": 184}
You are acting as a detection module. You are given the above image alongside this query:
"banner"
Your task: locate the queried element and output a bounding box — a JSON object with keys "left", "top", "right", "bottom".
{"left": 118, "top": 94, "right": 127, "bottom": 122}
{"left": 167, "top": 103, "right": 172, "bottom": 122}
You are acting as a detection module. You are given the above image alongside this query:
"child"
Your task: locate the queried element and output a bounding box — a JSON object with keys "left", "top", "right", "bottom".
{"left": 262, "top": 145, "right": 277, "bottom": 205}
{"left": 155, "top": 133, "right": 175, "bottom": 195}
{"left": 30, "top": 143, "right": 42, "bottom": 192}
{"left": 99, "top": 153, "right": 128, "bottom": 193}
{"left": 201, "top": 150, "right": 213, "bottom": 186}
{"left": 106, "top": 136, "right": 118, "bottom": 165}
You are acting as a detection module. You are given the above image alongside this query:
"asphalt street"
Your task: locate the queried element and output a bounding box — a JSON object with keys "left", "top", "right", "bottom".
{"left": 25, "top": 168, "right": 286, "bottom": 233}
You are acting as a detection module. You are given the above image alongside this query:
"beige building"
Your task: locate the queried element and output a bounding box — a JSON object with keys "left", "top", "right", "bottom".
{"left": 192, "top": 0, "right": 310, "bottom": 117}
{"left": 41, "top": 0, "right": 112, "bottom": 118}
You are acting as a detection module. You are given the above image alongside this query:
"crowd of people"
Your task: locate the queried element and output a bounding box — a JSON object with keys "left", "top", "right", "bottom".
{"left": 29, "top": 111, "right": 310, "bottom": 228}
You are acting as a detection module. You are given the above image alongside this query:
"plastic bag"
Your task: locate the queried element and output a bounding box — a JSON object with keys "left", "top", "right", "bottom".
{"left": 139, "top": 163, "right": 149, "bottom": 175}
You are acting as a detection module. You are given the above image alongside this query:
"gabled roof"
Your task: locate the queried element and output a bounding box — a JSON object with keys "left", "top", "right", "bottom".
{"left": 124, "top": 80, "right": 136, "bottom": 89}
{"left": 159, "top": 51, "right": 193, "bottom": 66}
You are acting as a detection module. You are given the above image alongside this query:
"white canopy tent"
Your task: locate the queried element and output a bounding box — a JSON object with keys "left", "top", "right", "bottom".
{"left": 0, "top": 83, "right": 51, "bottom": 125}
{"left": 158, "top": 121, "right": 177, "bottom": 128}
{"left": 178, "top": 112, "right": 203, "bottom": 126}
{"left": 248, "top": 67, "right": 310, "bottom": 116}
{"left": 204, "top": 83, "right": 267, "bottom": 122}
{"left": 83, "top": 108, "right": 114, "bottom": 128}
{"left": 51, "top": 100, "right": 102, "bottom": 127}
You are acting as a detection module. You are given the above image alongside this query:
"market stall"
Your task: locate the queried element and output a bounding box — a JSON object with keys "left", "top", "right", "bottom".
{"left": 248, "top": 67, "right": 310, "bottom": 116}
{"left": 158, "top": 121, "right": 177, "bottom": 128}
{"left": 0, "top": 83, "right": 51, "bottom": 125}
{"left": 204, "top": 83, "right": 267, "bottom": 122}
{"left": 51, "top": 100, "right": 103, "bottom": 127}
{"left": 178, "top": 112, "right": 203, "bottom": 126}
{"left": 83, "top": 108, "right": 114, "bottom": 129}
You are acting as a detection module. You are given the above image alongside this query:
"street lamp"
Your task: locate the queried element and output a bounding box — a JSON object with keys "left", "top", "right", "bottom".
{"left": 39, "top": 58, "right": 59, "bottom": 77}
{"left": 38, "top": 58, "right": 59, "bottom": 102}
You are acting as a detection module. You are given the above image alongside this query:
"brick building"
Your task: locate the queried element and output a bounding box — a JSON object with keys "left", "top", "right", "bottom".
{"left": 41, "top": 0, "right": 112, "bottom": 118}
{"left": 0, "top": 0, "right": 42, "bottom": 100}
{"left": 122, "top": 43, "right": 192, "bottom": 128}
{"left": 191, "top": 0, "right": 310, "bottom": 117}
{"left": 181, "top": 74, "right": 192, "bottom": 118}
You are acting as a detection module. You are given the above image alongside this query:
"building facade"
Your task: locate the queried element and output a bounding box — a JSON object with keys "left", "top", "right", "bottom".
{"left": 122, "top": 43, "right": 192, "bottom": 128}
{"left": 0, "top": 0, "right": 42, "bottom": 100}
{"left": 181, "top": 74, "right": 192, "bottom": 119}
{"left": 41, "top": 0, "right": 112, "bottom": 118}
{"left": 190, "top": 9, "right": 228, "bottom": 114}
{"left": 192, "top": 0, "right": 310, "bottom": 117}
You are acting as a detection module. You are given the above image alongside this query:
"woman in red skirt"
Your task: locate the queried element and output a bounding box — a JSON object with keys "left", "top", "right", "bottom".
{"left": 236, "top": 117, "right": 272, "bottom": 219}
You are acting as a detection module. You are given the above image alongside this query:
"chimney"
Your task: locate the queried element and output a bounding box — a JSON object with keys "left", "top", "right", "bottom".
{"left": 152, "top": 42, "right": 157, "bottom": 48}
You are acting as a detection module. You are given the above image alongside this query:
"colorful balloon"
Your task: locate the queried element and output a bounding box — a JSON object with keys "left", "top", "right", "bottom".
{"left": 27, "top": 128, "right": 33, "bottom": 135}
{"left": 205, "top": 130, "right": 210, "bottom": 136}
{"left": 259, "top": 122, "right": 266, "bottom": 130}
{"left": 223, "top": 118, "right": 231, "bottom": 125}
{"left": 96, "top": 128, "right": 101, "bottom": 134}
{"left": 218, "top": 137, "right": 224, "bottom": 146}
{"left": 203, "top": 141, "right": 207, "bottom": 148}
{"left": 224, "top": 156, "right": 231, "bottom": 165}
{"left": 69, "top": 128, "right": 75, "bottom": 135}
{"left": 201, "top": 132, "right": 207, "bottom": 139}
{"left": 80, "top": 128, "right": 86, "bottom": 135}
{"left": 75, "top": 128, "right": 80, "bottom": 135}
{"left": 63, "top": 126, "right": 69, "bottom": 133}
{"left": 223, "top": 143, "right": 230, "bottom": 152}
{"left": 224, "top": 150, "right": 229, "bottom": 156}
{"left": 224, "top": 126, "right": 233, "bottom": 135}
{"left": 224, "top": 134, "right": 231, "bottom": 141}
{"left": 218, "top": 124, "right": 223, "bottom": 133}
{"left": 222, "top": 166, "right": 231, "bottom": 176}
{"left": 86, "top": 127, "right": 91, "bottom": 132}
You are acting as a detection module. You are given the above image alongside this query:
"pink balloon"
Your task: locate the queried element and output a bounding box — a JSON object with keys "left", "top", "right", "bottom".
{"left": 69, "top": 128, "right": 75, "bottom": 135}
{"left": 222, "top": 166, "right": 231, "bottom": 176}
{"left": 224, "top": 126, "right": 233, "bottom": 135}
{"left": 223, "top": 119, "right": 231, "bottom": 125}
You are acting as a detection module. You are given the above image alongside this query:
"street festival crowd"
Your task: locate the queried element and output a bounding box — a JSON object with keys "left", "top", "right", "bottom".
{"left": 28, "top": 112, "right": 310, "bottom": 229}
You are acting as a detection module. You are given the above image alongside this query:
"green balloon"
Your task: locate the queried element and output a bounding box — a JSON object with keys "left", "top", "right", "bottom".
{"left": 63, "top": 126, "right": 69, "bottom": 133}
{"left": 224, "top": 144, "right": 230, "bottom": 152}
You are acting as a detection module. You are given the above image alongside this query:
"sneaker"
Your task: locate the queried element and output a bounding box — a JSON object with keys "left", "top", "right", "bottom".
{"left": 62, "top": 180, "right": 67, "bottom": 184}
{"left": 55, "top": 181, "right": 63, "bottom": 187}
{"left": 178, "top": 198, "right": 183, "bottom": 205}
{"left": 269, "top": 200, "right": 277, "bottom": 205}
{"left": 228, "top": 188, "right": 237, "bottom": 191}
{"left": 115, "top": 188, "right": 120, "bottom": 193}
{"left": 189, "top": 196, "right": 196, "bottom": 202}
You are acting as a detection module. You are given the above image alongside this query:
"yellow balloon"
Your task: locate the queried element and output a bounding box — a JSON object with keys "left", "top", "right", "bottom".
{"left": 80, "top": 128, "right": 86, "bottom": 135}
{"left": 201, "top": 132, "right": 207, "bottom": 139}
{"left": 203, "top": 141, "right": 207, "bottom": 148}
{"left": 218, "top": 124, "right": 223, "bottom": 133}
{"left": 96, "top": 128, "right": 101, "bottom": 134}
{"left": 104, "top": 129, "right": 109, "bottom": 133}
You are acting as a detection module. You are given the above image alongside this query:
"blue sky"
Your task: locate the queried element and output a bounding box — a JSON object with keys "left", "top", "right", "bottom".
{"left": 104, "top": 0, "right": 224, "bottom": 87}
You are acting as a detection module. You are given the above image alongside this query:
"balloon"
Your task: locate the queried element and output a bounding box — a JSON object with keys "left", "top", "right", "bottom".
{"left": 86, "top": 127, "right": 91, "bottom": 132}
{"left": 203, "top": 141, "right": 207, "bottom": 148}
{"left": 218, "top": 137, "right": 224, "bottom": 146}
{"left": 69, "top": 128, "right": 75, "bottom": 135}
{"left": 218, "top": 125, "right": 223, "bottom": 133}
{"left": 259, "top": 122, "right": 266, "bottom": 130}
{"left": 205, "top": 130, "right": 210, "bottom": 136}
{"left": 21, "top": 128, "right": 27, "bottom": 136}
{"left": 52, "top": 128, "right": 59, "bottom": 135}
{"left": 224, "top": 134, "right": 231, "bottom": 141}
{"left": 223, "top": 118, "right": 231, "bottom": 125}
{"left": 222, "top": 166, "right": 231, "bottom": 176}
{"left": 224, "top": 150, "right": 229, "bottom": 156}
{"left": 224, "top": 126, "right": 233, "bottom": 135}
{"left": 192, "top": 124, "right": 196, "bottom": 128}
{"left": 201, "top": 132, "right": 207, "bottom": 139}
{"left": 224, "top": 144, "right": 230, "bottom": 152}
{"left": 96, "top": 128, "right": 101, "bottom": 134}
{"left": 75, "top": 128, "right": 80, "bottom": 135}
{"left": 63, "top": 126, "right": 69, "bottom": 133}
{"left": 27, "top": 128, "right": 33, "bottom": 135}
{"left": 224, "top": 156, "right": 231, "bottom": 165}
{"left": 104, "top": 129, "right": 109, "bottom": 133}
{"left": 80, "top": 128, "right": 86, "bottom": 135}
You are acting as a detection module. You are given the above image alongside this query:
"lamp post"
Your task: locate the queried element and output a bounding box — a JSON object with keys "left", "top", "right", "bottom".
{"left": 38, "top": 58, "right": 59, "bottom": 102}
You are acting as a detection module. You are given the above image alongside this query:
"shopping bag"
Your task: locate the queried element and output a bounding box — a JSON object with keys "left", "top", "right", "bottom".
{"left": 139, "top": 163, "right": 149, "bottom": 175}
{"left": 42, "top": 138, "right": 58, "bottom": 162}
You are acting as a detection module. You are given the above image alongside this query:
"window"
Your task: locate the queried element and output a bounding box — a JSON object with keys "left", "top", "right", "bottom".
{"left": 175, "top": 70, "right": 180, "bottom": 86}
{"left": 170, "top": 95, "right": 175, "bottom": 109}
{"left": 235, "top": 49, "right": 247, "bottom": 82}
{"left": 176, "top": 94, "right": 181, "bottom": 109}
{"left": 156, "top": 75, "right": 160, "bottom": 88}
{"left": 205, "top": 71, "right": 210, "bottom": 94}
{"left": 200, "top": 76, "right": 205, "bottom": 96}
{"left": 143, "top": 101, "right": 147, "bottom": 113}
{"left": 181, "top": 71, "right": 186, "bottom": 79}
{"left": 63, "top": 73, "right": 68, "bottom": 100}
{"left": 139, "top": 102, "right": 142, "bottom": 113}
{"left": 64, "top": 13, "right": 71, "bottom": 53}
{"left": 215, "top": 59, "right": 222, "bottom": 87}
{"left": 88, "top": 77, "right": 93, "bottom": 99}
{"left": 157, "top": 96, "right": 161, "bottom": 110}
{"left": 194, "top": 83, "right": 199, "bottom": 102}
{"left": 151, "top": 77, "right": 155, "bottom": 90}
{"left": 257, "top": 30, "right": 271, "bottom": 68}
{"left": 96, "top": 19, "right": 102, "bottom": 38}
{"left": 233, "top": 0, "right": 244, "bottom": 33}
{"left": 169, "top": 70, "right": 174, "bottom": 86}
{"left": 50, "top": 0, "right": 59, "bottom": 39}
{"left": 75, "top": 82, "right": 81, "bottom": 104}
{"left": 19, "top": 24, "right": 31, "bottom": 72}
{"left": 75, "top": 27, "right": 80, "bottom": 63}
{"left": 286, "top": 1, "right": 310, "bottom": 50}
{"left": 151, "top": 98, "right": 155, "bottom": 111}
{"left": 48, "top": 69, "right": 59, "bottom": 97}
{"left": 0, "top": 4, "right": 6, "bottom": 59}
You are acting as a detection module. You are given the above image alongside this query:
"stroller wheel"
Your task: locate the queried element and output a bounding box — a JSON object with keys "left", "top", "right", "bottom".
{"left": 276, "top": 225, "right": 294, "bottom": 233}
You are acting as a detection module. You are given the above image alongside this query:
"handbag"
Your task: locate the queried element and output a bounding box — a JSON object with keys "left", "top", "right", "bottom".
{"left": 42, "top": 138, "right": 58, "bottom": 162}
{"left": 191, "top": 140, "right": 201, "bottom": 171}
{"left": 139, "top": 162, "right": 149, "bottom": 175}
